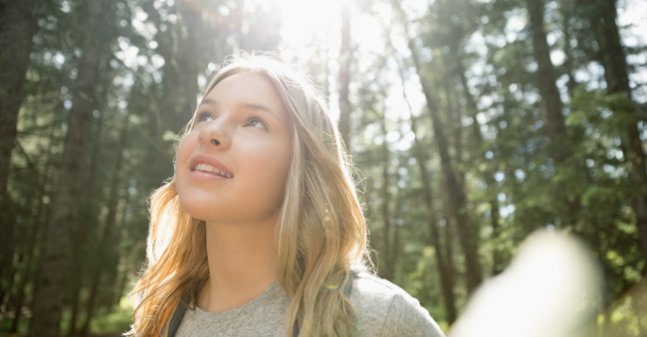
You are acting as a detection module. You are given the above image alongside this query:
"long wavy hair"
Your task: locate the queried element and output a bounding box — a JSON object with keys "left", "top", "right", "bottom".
{"left": 128, "top": 55, "right": 370, "bottom": 337}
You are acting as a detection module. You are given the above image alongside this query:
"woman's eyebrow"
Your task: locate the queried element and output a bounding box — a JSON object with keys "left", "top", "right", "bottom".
{"left": 242, "top": 103, "right": 278, "bottom": 119}
{"left": 199, "top": 98, "right": 218, "bottom": 107}
{"left": 198, "top": 98, "right": 279, "bottom": 120}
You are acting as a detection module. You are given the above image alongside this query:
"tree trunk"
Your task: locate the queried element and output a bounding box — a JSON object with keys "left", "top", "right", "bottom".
{"left": 0, "top": 0, "right": 38, "bottom": 301}
{"left": 560, "top": 3, "right": 578, "bottom": 96}
{"left": 391, "top": 0, "right": 483, "bottom": 292}
{"left": 456, "top": 59, "right": 502, "bottom": 274}
{"left": 78, "top": 271, "right": 101, "bottom": 337}
{"left": 379, "top": 109, "right": 395, "bottom": 281}
{"left": 422, "top": 54, "right": 484, "bottom": 292}
{"left": 440, "top": 16, "right": 504, "bottom": 273}
{"left": 10, "top": 125, "right": 56, "bottom": 332}
{"left": 110, "top": 185, "right": 134, "bottom": 307}
{"left": 68, "top": 89, "right": 108, "bottom": 336}
{"left": 442, "top": 82, "right": 463, "bottom": 171}
{"left": 400, "top": 65, "right": 458, "bottom": 321}
{"left": 337, "top": 1, "right": 352, "bottom": 152}
{"left": 27, "top": 2, "right": 113, "bottom": 336}
{"left": 525, "top": 0, "right": 568, "bottom": 161}
{"left": 584, "top": 0, "right": 647, "bottom": 265}
{"left": 391, "top": 174, "right": 403, "bottom": 284}
{"left": 79, "top": 115, "right": 129, "bottom": 337}
{"left": 66, "top": 280, "right": 82, "bottom": 336}
{"left": 411, "top": 116, "right": 458, "bottom": 324}
{"left": 526, "top": 0, "right": 583, "bottom": 227}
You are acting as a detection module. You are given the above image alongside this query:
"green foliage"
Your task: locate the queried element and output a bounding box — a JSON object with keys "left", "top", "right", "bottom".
{"left": 89, "top": 299, "right": 133, "bottom": 335}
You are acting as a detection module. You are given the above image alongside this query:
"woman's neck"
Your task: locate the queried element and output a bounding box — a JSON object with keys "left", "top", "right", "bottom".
{"left": 198, "top": 218, "right": 278, "bottom": 312}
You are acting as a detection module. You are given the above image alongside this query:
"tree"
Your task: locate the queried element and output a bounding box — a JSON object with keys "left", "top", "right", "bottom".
{"left": 338, "top": 1, "right": 352, "bottom": 151}
{"left": 581, "top": 0, "right": 647, "bottom": 265}
{"left": 28, "top": 2, "right": 117, "bottom": 336}
{"left": 391, "top": 0, "right": 483, "bottom": 293}
{"left": 0, "top": 0, "right": 38, "bottom": 300}
{"left": 398, "top": 62, "right": 458, "bottom": 321}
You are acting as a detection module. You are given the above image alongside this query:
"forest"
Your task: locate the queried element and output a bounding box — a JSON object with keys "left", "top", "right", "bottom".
{"left": 0, "top": 0, "right": 646, "bottom": 336}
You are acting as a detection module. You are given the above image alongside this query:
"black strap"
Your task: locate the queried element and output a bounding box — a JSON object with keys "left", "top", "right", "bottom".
{"left": 165, "top": 294, "right": 190, "bottom": 337}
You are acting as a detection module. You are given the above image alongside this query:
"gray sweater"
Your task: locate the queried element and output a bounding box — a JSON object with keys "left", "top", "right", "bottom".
{"left": 175, "top": 272, "right": 446, "bottom": 337}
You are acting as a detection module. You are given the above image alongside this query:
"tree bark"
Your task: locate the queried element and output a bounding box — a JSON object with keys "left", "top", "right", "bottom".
{"left": 396, "top": 51, "right": 458, "bottom": 318}
{"left": 79, "top": 115, "right": 129, "bottom": 337}
{"left": 584, "top": 0, "right": 647, "bottom": 266}
{"left": 400, "top": 68, "right": 458, "bottom": 321}
{"left": 379, "top": 110, "right": 395, "bottom": 281}
{"left": 560, "top": 3, "right": 578, "bottom": 96}
{"left": 68, "top": 88, "right": 107, "bottom": 336}
{"left": 27, "top": 2, "right": 113, "bottom": 336}
{"left": 525, "top": 0, "right": 569, "bottom": 162}
{"left": 434, "top": 1, "right": 505, "bottom": 270}
{"left": 391, "top": 0, "right": 483, "bottom": 292}
{"left": 110, "top": 182, "right": 135, "bottom": 307}
{"left": 526, "top": 0, "right": 585, "bottom": 228}
{"left": 452, "top": 48, "right": 503, "bottom": 274}
{"left": 0, "top": 0, "right": 38, "bottom": 301}
{"left": 338, "top": 1, "right": 352, "bottom": 152}
{"left": 391, "top": 177, "right": 403, "bottom": 284}
{"left": 10, "top": 128, "right": 55, "bottom": 332}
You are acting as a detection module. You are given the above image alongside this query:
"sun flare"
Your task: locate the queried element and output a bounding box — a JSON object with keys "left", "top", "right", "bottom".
{"left": 276, "top": 0, "right": 343, "bottom": 53}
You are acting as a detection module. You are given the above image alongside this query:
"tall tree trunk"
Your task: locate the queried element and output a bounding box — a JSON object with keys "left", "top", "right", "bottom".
{"left": 443, "top": 81, "right": 464, "bottom": 171}
{"left": 421, "top": 49, "right": 484, "bottom": 293}
{"left": 10, "top": 125, "right": 56, "bottom": 332}
{"left": 560, "top": 2, "right": 578, "bottom": 96}
{"left": 391, "top": 168, "right": 403, "bottom": 283}
{"left": 66, "top": 279, "right": 82, "bottom": 336}
{"left": 525, "top": 0, "right": 568, "bottom": 160}
{"left": 338, "top": 1, "right": 352, "bottom": 152}
{"left": 0, "top": 0, "right": 38, "bottom": 301}
{"left": 68, "top": 93, "right": 107, "bottom": 336}
{"left": 79, "top": 115, "right": 129, "bottom": 337}
{"left": 391, "top": 0, "right": 483, "bottom": 292}
{"left": 398, "top": 60, "right": 458, "bottom": 321}
{"left": 526, "top": 0, "right": 582, "bottom": 227}
{"left": 434, "top": 0, "right": 506, "bottom": 268}
{"left": 448, "top": 42, "right": 502, "bottom": 274}
{"left": 400, "top": 58, "right": 458, "bottom": 318}
{"left": 110, "top": 183, "right": 135, "bottom": 307}
{"left": 27, "top": 2, "right": 113, "bottom": 336}
{"left": 379, "top": 110, "right": 395, "bottom": 281}
{"left": 584, "top": 0, "right": 647, "bottom": 265}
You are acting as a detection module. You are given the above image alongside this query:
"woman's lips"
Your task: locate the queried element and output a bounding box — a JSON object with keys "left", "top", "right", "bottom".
{"left": 189, "top": 154, "right": 234, "bottom": 179}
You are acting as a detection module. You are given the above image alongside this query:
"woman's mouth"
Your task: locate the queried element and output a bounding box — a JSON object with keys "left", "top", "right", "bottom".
{"left": 189, "top": 154, "right": 234, "bottom": 179}
{"left": 192, "top": 163, "right": 233, "bottom": 179}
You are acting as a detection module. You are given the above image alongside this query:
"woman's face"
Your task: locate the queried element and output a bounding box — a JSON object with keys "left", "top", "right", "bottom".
{"left": 175, "top": 71, "right": 293, "bottom": 226}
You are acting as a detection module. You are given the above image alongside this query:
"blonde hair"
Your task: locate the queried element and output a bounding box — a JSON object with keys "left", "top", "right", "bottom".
{"left": 129, "top": 55, "right": 370, "bottom": 337}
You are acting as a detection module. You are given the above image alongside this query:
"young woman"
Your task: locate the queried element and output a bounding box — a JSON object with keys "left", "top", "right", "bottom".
{"left": 129, "top": 55, "right": 445, "bottom": 337}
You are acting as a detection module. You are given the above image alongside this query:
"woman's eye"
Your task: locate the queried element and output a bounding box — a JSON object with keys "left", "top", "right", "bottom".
{"left": 196, "top": 111, "right": 215, "bottom": 123}
{"left": 245, "top": 117, "right": 268, "bottom": 130}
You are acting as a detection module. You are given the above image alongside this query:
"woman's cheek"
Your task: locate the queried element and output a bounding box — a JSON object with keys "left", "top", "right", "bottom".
{"left": 174, "top": 136, "right": 192, "bottom": 175}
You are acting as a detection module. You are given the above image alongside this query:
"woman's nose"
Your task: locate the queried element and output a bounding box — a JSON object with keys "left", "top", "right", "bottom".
{"left": 198, "top": 119, "right": 231, "bottom": 150}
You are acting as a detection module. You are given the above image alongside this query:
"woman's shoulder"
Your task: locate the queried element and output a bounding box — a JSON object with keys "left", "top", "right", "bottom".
{"left": 350, "top": 271, "right": 446, "bottom": 337}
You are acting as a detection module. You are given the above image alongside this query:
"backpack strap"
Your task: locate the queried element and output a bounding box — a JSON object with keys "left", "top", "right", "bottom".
{"left": 165, "top": 294, "right": 190, "bottom": 337}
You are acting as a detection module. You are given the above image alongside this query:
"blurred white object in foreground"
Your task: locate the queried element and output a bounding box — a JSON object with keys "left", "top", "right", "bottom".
{"left": 450, "top": 230, "right": 603, "bottom": 337}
